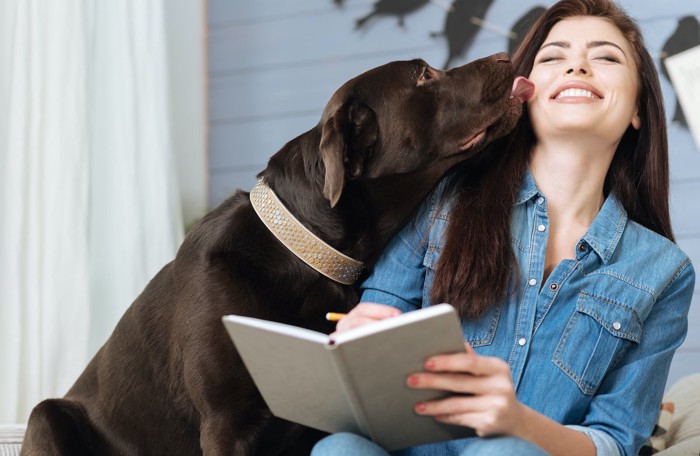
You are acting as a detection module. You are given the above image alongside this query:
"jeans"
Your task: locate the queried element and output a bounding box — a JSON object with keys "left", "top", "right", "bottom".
{"left": 310, "top": 433, "right": 550, "bottom": 456}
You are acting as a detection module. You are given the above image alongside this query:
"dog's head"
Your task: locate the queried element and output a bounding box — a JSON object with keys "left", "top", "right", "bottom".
{"left": 318, "top": 53, "right": 533, "bottom": 206}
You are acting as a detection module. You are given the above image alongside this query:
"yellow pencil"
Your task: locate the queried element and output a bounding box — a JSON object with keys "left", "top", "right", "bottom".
{"left": 325, "top": 312, "right": 348, "bottom": 322}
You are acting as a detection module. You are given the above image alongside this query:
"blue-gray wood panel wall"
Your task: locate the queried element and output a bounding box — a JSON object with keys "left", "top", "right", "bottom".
{"left": 208, "top": 0, "right": 699, "bottom": 387}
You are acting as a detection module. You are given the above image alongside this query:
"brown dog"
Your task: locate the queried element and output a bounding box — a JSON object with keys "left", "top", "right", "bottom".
{"left": 21, "top": 53, "right": 532, "bottom": 456}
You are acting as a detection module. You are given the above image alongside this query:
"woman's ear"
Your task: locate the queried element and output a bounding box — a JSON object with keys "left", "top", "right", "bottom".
{"left": 631, "top": 108, "right": 641, "bottom": 130}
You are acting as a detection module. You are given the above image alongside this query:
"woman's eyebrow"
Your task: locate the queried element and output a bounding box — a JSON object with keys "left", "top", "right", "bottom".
{"left": 539, "top": 41, "right": 569, "bottom": 51}
{"left": 587, "top": 40, "right": 627, "bottom": 56}
{"left": 538, "top": 40, "right": 626, "bottom": 57}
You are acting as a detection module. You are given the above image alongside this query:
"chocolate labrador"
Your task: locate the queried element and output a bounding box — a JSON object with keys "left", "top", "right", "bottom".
{"left": 21, "top": 53, "right": 533, "bottom": 456}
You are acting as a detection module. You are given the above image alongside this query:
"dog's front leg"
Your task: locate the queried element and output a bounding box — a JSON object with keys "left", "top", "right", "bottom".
{"left": 199, "top": 410, "right": 263, "bottom": 456}
{"left": 183, "top": 328, "right": 272, "bottom": 455}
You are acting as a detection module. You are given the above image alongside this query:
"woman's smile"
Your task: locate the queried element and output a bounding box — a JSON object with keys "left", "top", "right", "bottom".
{"left": 551, "top": 81, "right": 603, "bottom": 102}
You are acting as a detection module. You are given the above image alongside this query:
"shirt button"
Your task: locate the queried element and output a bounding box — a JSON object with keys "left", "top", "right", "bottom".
{"left": 549, "top": 283, "right": 558, "bottom": 291}
{"left": 578, "top": 243, "right": 587, "bottom": 252}
{"left": 518, "top": 337, "right": 527, "bottom": 346}
{"left": 537, "top": 224, "right": 546, "bottom": 232}
{"left": 528, "top": 278, "right": 537, "bottom": 286}
{"left": 537, "top": 197, "right": 545, "bottom": 205}
{"left": 613, "top": 321, "right": 622, "bottom": 330}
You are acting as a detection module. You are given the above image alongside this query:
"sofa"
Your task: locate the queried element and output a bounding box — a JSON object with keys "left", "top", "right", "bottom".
{"left": 643, "top": 373, "right": 700, "bottom": 455}
{"left": 2, "top": 374, "right": 699, "bottom": 455}
{"left": 0, "top": 425, "right": 24, "bottom": 456}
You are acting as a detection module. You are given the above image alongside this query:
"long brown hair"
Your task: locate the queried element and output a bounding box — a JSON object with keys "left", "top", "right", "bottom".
{"left": 432, "top": 0, "right": 672, "bottom": 319}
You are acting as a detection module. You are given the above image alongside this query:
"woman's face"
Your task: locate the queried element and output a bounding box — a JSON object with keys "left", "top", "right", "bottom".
{"left": 527, "top": 16, "right": 641, "bottom": 145}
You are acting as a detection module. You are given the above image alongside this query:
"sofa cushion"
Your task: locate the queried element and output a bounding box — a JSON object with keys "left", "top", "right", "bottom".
{"left": 663, "top": 373, "right": 700, "bottom": 447}
{"left": 640, "top": 373, "right": 700, "bottom": 455}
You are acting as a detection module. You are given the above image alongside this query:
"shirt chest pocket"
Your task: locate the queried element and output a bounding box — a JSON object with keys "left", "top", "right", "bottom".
{"left": 423, "top": 245, "right": 501, "bottom": 347}
{"left": 552, "top": 292, "right": 643, "bottom": 395}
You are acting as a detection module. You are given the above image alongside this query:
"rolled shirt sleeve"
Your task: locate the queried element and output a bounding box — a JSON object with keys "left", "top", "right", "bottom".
{"left": 566, "top": 425, "right": 621, "bottom": 456}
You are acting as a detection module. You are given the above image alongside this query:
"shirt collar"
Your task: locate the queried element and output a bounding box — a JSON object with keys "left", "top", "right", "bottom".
{"left": 516, "top": 169, "right": 540, "bottom": 205}
{"left": 516, "top": 169, "right": 628, "bottom": 263}
{"left": 581, "top": 194, "right": 627, "bottom": 263}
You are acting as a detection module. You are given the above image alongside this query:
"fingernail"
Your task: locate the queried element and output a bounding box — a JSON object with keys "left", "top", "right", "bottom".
{"left": 407, "top": 375, "right": 419, "bottom": 386}
{"left": 415, "top": 402, "right": 427, "bottom": 413}
{"left": 425, "top": 359, "right": 435, "bottom": 369}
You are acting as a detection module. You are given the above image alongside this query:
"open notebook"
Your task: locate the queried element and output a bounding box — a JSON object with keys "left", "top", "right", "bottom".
{"left": 222, "top": 303, "right": 474, "bottom": 451}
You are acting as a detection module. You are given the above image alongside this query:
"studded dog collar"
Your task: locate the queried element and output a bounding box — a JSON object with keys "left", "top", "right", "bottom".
{"left": 249, "top": 179, "right": 365, "bottom": 285}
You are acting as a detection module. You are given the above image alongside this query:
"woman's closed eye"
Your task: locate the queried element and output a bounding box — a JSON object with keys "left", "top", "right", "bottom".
{"left": 593, "top": 55, "right": 621, "bottom": 63}
{"left": 537, "top": 55, "right": 563, "bottom": 64}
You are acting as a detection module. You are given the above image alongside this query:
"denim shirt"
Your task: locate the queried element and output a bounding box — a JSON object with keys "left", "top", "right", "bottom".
{"left": 361, "top": 171, "right": 695, "bottom": 456}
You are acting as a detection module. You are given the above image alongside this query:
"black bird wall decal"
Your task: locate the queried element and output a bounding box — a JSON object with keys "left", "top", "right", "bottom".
{"left": 355, "top": 0, "right": 431, "bottom": 30}
{"left": 508, "top": 6, "right": 546, "bottom": 56}
{"left": 430, "top": 0, "right": 495, "bottom": 69}
{"left": 660, "top": 15, "right": 700, "bottom": 128}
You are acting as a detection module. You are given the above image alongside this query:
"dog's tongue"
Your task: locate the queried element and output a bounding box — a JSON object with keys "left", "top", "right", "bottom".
{"left": 511, "top": 76, "right": 535, "bottom": 103}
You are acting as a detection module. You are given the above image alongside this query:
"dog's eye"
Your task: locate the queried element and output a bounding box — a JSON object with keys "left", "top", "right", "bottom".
{"left": 419, "top": 67, "right": 433, "bottom": 82}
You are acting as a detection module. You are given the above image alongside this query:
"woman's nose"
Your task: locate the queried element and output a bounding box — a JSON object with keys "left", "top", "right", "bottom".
{"left": 566, "top": 56, "right": 591, "bottom": 75}
{"left": 567, "top": 67, "right": 589, "bottom": 75}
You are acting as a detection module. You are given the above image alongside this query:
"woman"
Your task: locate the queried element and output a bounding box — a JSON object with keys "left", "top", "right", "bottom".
{"left": 311, "top": 0, "right": 695, "bottom": 455}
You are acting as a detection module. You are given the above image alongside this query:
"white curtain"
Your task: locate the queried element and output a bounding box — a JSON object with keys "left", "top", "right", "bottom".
{"left": 0, "top": 0, "right": 184, "bottom": 424}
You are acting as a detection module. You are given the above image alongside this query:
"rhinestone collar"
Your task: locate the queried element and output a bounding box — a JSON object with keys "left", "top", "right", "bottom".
{"left": 249, "top": 179, "right": 365, "bottom": 285}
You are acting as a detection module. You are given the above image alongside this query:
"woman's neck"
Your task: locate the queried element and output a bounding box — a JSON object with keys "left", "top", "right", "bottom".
{"left": 529, "top": 139, "right": 614, "bottom": 227}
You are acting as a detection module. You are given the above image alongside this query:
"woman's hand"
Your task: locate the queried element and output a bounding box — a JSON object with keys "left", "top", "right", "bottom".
{"left": 334, "top": 302, "right": 401, "bottom": 333}
{"left": 406, "top": 343, "right": 527, "bottom": 438}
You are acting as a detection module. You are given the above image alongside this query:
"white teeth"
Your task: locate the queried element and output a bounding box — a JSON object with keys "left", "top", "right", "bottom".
{"left": 555, "top": 88, "right": 597, "bottom": 99}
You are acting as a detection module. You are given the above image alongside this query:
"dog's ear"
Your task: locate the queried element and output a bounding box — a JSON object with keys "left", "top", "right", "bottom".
{"left": 319, "top": 99, "right": 378, "bottom": 207}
